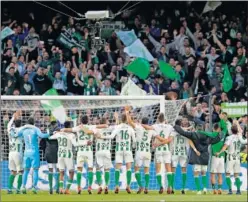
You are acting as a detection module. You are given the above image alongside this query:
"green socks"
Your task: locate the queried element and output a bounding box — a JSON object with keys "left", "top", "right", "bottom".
{"left": 8, "top": 174, "right": 15, "bottom": 190}
{"left": 156, "top": 174, "right": 162, "bottom": 187}
{"left": 115, "top": 169, "right": 120, "bottom": 186}
{"left": 194, "top": 176, "right": 200, "bottom": 191}
{"left": 202, "top": 175, "right": 207, "bottom": 189}
{"left": 104, "top": 171, "right": 110, "bottom": 186}
{"left": 88, "top": 171, "right": 93, "bottom": 187}
{"left": 135, "top": 172, "right": 142, "bottom": 187}
{"left": 226, "top": 177, "right": 232, "bottom": 190}
{"left": 17, "top": 174, "right": 22, "bottom": 191}
{"left": 66, "top": 179, "right": 72, "bottom": 190}
{"left": 145, "top": 173, "right": 150, "bottom": 188}
{"left": 48, "top": 173, "right": 53, "bottom": 191}
{"left": 126, "top": 170, "right": 132, "bottom": 186}
{"left": 182, "top": 173, "right": 187, "bottom": 190}
{"left": 171, "top": 173, "right": 175, "bottom": 189}
{"left": 235, "top": 177, "right": 241, "bottom": 191}
{"left": 218, "top": 184, "right": 222, "bottom": 189}
{"left": 77, "top": 172, "right": 82, "bottom": 187}
{"left": 167, "top": 172, "right": 172, "bottom": 189}
{"left": 96, "top": 171, "right": 102, "bottom": 185}
{"left": 56, "top": 173, "right": 60, "bottom": 191}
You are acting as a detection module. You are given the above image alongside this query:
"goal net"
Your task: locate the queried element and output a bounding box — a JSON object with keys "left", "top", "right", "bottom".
{"left": 1, "top": 96, "right": 186, "bottom": 191}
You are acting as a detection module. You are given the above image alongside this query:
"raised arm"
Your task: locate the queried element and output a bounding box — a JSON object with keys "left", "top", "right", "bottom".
{"left": 125, "top": 108, "right": 135, "bottom": 128}
{"left": 238, "top": 135, "right": 247, "bottom": 145}
{"left": 7, "top": 116, "right": 15, "bottom": 134}
{"left": 173, "top": 125, "right": 198, "bottom": 141}
{"left": 208, "top": 133, "right": 222, "bottom": 145}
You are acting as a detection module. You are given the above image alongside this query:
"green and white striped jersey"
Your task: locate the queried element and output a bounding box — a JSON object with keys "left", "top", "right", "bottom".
{"left": 101, "top": 123, "right": 136, "bottom": 152}
{"left": 8, "top": 117, "right": 23, "bottom": 153}
{"left": 95, "top": 126, "right": 114, "bottom": 152}
{"left": 170, "top": 131, "right": 189, "bottom": 156}
{"left": 134, "top": 124, "right": 157, "bottom": 152}
{"left": 72, "top": 125, "right": 96, "bottom": 152}
{"left": 225, "top": 134, "right": 247, "bottom": 157}
{"left": 153, "top": 123, "right": 173, "bottom": 153}
{"left": 49, "top": 132, "right": 76, "bottom": 158}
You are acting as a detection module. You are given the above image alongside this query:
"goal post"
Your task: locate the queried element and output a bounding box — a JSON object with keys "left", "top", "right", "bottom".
{"left": 1, "top": 95, "right": 186, "bottom": 191}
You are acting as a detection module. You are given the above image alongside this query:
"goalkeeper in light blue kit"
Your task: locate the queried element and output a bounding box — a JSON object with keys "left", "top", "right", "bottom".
{"left": 16, "top": 117, "right": 49, "bottom": 194}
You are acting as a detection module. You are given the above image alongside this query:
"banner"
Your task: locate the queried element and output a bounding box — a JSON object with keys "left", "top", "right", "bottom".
{"left": 1, "top": 161, "right": 247, "bottom": 191}
{"left": 116, "top": 29, "right": 137, "bottom": 47}
{"left": 124, "top": 39, "right": 154, "bottom": 62}
{"left": 57, "top": 30, "right": 85, "bottom": 52}
{"left": 221, "top": 102, "right": 248, "bottom": 118}
{"left": 1, "top": 27, "right": 14, "bottom": 40}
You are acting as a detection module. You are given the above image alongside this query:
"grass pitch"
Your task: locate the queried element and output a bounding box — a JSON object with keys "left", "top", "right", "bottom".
{"left": 1, "top": 190, "right": 247, "bottom": 202}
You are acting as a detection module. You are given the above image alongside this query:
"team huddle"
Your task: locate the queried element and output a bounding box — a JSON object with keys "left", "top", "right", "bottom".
{"left": 7, "top": 108, "right": 247, "bottom": 195}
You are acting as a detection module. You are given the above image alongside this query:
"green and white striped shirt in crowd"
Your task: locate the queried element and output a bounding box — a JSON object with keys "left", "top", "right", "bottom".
{"left": 101, "top": 123, "right": 136, "bottom": 152}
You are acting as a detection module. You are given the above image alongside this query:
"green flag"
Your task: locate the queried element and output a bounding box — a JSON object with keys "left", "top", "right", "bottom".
{"left": 222, "top": 64, "right": 233, "bottom": 92}
{"left": 41, "top": 88, "right": 67, "bottom": 124}
{"left": 124, "top": 58, "right": 150, "bottom": 80}
{"left": 159, "top": 61, "right": 179, "bottom": 80}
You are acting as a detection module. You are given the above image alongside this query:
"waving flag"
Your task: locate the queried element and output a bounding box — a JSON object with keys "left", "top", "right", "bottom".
{"left": 222, "top": 64, "right": 233, "bottom": 92}
{"left": 159, "top": 61, "right": 179, "bottom": 80}
{"left": 1, "top": 27, "right": 14, "bottom": 40}
{"left": 202, "top": 1, "right": 222, "bottom": 14}
{"left": 41, "top": 88, "right": 67, "bottom": 124}
{"left": 124, "top": 58, "right": 150, "bottom": 80}
{"left": 116, "top": 29, "right": 137, "bottom": 47}
{"left": 124, "top": 39, "right": 154, "bottom": 62}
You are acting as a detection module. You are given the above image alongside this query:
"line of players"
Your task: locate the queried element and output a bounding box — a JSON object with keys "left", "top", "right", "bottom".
{"left": 7, "top": 108, "right": 247, "bottom": 195}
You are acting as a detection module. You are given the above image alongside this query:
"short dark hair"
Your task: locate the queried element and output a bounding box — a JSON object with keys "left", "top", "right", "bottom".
{"left": 100, "top": 117, "right": 107, "bottom": 124}
{"left": 141, "top": 117, "right": 149, "bottom": 124}
{"left": 213, "top": 123, "right": 220, "bottom": 131}
{"left": 158, "top": 113, "right": 165, "bottom": 123}
{"left": 121, "top": 114, "right": 127, "bottom": 123}
{"left": 231, "top": 125, "right": 238, "bottom": 134}
{"left": 14, "top": 119, "right": 22, "bottom": 127}
{"left": 64, "top": 121, "right": 72, "bottom": 128}
{"left": 81, "top": 115, "right": 88, "bottom": 124}
{"left": 88, "top": 76, "right": 94, "bottom": 80}
{"left": 27, "top": 117, "right": 35, "bottom": 125}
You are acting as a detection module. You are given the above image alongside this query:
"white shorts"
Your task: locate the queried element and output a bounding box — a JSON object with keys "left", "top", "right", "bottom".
{"left": 226, "top": 154, "right": 240, "bottom": 174}
{"left": 172, "top": 155, "right": 187, "bottom": 168}
{"left": 9, "top": 152, "right": 23, "bottom": 172}
{"left": 96, "top": 151, "right": 112, "bottom": 170}
{"left": 115, "top": 151, "right": 133, "bottom": 164}
{"left": 48, "top": 163, "right": 58, "bottom": 170}
{"left": 194, "top": 164, "right": 208, "bottom": 172}
{"left": 135, "top": 152, "right": 151, "bottom": 168}
{"left": 77, "top": 152, "right": 93, "bottom": 168}
{"left": 155, "top": 152, "right": 171, "bottom": 164}
{"left": 58, "top": 157, "right": 74, "bottom": 171}
{"left": 210, "top": 156, "right": 225, "bottom": 174}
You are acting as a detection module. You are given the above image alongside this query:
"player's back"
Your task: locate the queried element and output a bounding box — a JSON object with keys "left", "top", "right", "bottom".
{"left": 114, "top": 123, "right": 134, "bottom": 152}
{"left": 9, "top": 127, "right": 23, "bottom": 154}
{"left": 96, "top": 127, "right": 113, "bottom": 152}
{"left": 135, "top": 124, "right": 155, "bottom": 152}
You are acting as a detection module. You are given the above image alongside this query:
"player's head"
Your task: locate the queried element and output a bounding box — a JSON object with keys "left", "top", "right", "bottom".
{"left": 100, "top": 117, "right": 107, "bottom": 124}
{"left": 220, "top": 112, "right": 228, "bottom": 120}
{"left": 141, "top": 117, "right": 149, "bottom": 125}
{"left": 27, "top": 117, "right": 35, "bottom": 125}
{"left": 181, "top": 117, "right": 189, "bottom": 127}
{"left": 213, "top": 123, "right": 221, "bottom": 132}
{"left": 231, "top": 125, "right": 238, "bottom": 135}
{"left": 64, "top": 121, "right": 72, "bottom": 128}
{"left": 81, "top": 115, "right": 89, "bottom": 124}
{"left": 158, "top": 113, "right": 165, "bottom": 123}
{"left": 14, "top": 119, "right": 22, "bottom": 127}
{"left": 121, "top": 113, "right": 127, "bottom": 123}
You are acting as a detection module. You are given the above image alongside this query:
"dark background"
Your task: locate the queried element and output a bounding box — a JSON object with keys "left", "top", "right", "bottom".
{"left": 1, "top": 1, "right": 247, "bottom": 29}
